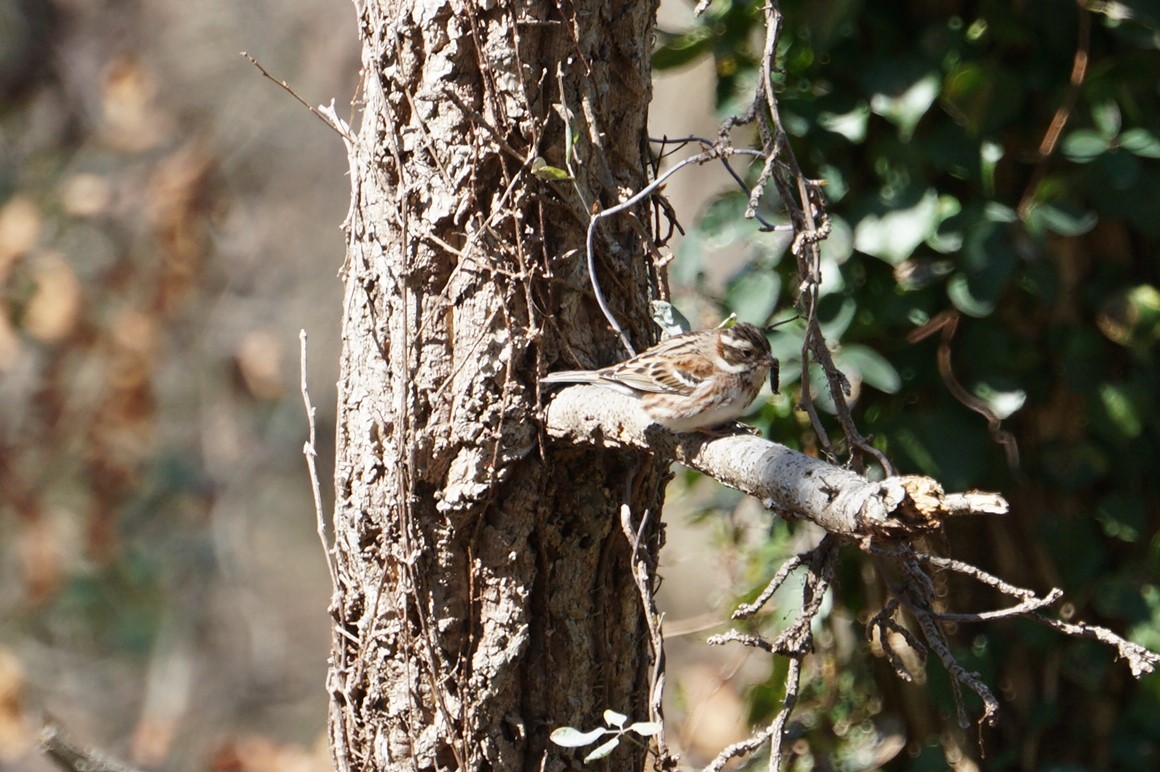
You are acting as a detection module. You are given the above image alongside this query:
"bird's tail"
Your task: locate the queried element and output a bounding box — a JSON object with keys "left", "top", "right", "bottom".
{"left": 539, "top": 370, "right": 602, "bottom": 385}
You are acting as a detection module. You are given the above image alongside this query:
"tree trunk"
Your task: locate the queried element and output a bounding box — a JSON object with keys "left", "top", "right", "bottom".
{"left": 328, "top": 0, "right": 666, "bottom": 769}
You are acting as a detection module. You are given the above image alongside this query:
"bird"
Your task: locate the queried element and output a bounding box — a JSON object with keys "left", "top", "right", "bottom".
{"left": 540, "top": 322, "right": 777, "bottom": 433}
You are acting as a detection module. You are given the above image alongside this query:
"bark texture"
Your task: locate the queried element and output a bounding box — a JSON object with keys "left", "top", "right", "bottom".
{"left": 329, "top": 0, "right": 666, "bottom": 769}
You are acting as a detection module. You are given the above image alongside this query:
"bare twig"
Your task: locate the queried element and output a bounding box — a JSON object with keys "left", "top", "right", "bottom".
{"left": 1031, "top": 615, "right": 1160, "bottom": 678}
{"left": 1017, "top": 1, "right": 1091, "bottom": 219}
{"left": 912, "top": 605, "right": 1000, "bottom": 728}
{"left": 619, "top": 479, "right": 677, "bottom": 769}
{"left": 586, "top": 145, "right": 731, "bottom": 355}
{"left": 868, "top": 599, "right": 926, "bottom": 682}
{"left": 702, "top": 539, "right": 837, "bottom": 769}
{"left": 40, "top": 721, "right": 145, "bottom": 772}
{"left": 907, "top": 550, "right": 1039, "bottom": 600}
{"left": 240, "top": 52, "right": 352, "bottom": 140}
{"left": 648, "top": 136, "right": 793, "bottom": 233}
{"left": 733, "top": 553, "right": 807, "bottom": 619}
{"left": 932, "top": 589, "right": 1063, "bottom": 623}
{"left": 700, "top": 657, "right": 803, "bottom": 772}
{"left": 908, "top": 311, "right": 1021, "bottom": 469}
{"left": 300, "top": 330, "right": 338, "bottom": 594}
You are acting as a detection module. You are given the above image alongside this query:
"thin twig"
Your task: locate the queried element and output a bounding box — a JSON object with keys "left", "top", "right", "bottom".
{"left": 733, "top": 553, "right": 807, "bottom": 619}
{"left": 700, "top": 657, "right": 803, "bottom": 772}
{"left": 619, "top": 476, "right": 677, "bottom": 769}
{"left": 586, "top": 145, "right": 729, "bottom": 355}
{"left": 40, "top": 721, "right": 145, "bottom": 772}
{"left": 300, "top": 330, "right": 338, "bottom": 594}
{"left": 907, "top": 550, "right": 1038, "bottom": 600}
{"left": 648, "top": 136, "right": 793, "bottom": 232}
{"left": 241, "top": 52, "right": 352, "bottom": 140}
{"left": 1017, "top": 2, "right": 1091, "bottom": 219}
{"left": 1031, "top": 614, "right": 1160, "bottom": 678}
{"left": 908, "top": 311, "right": 1021, "bottom": 469}
{"left": 868, "top": 599, "right": 925, "bottom": 682}
{"left": 912, "top": 606, "right": 1000, "bottom": 728}
{"left": 931, "top": 588, "right": 1063, "bottom": 623}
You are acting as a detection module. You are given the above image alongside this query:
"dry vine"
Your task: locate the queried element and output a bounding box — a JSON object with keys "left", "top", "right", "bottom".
{"left": 552, "top": 0, "right": 1160, "bottom": 768}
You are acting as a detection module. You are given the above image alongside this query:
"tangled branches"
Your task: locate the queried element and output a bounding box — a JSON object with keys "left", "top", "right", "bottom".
{"left": 552, "top": 0, "right": 1160, "bottom": 768}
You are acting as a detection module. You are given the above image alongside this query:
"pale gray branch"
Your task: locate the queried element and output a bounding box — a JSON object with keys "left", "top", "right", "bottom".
{"left": 542, "top": 384, "right": 1007, "bottom": 539}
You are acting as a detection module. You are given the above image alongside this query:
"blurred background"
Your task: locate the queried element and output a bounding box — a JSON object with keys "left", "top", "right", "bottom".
{"left": 1, "top": 0, "right": 355, "bottom": 768}
{"left": 2, "top": 0, "right": 1159, "bottom": 770}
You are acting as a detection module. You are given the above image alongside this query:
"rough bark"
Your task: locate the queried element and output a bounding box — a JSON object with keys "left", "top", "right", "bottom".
{"left": 328, "top": 0, "right": 666, "bottom": 769}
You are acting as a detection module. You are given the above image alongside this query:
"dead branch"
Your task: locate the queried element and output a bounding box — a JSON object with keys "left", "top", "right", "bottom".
{"left": 1032, "top": 615, "right": 1160, "bottom": 678}
{"left": 300, "top": 330, "right": 338, "bottom": 595}
{"left": 542, "top": 382, "right": 1159, "bottom": 748}
{"left": 40, "top": 721, "right": 145, "bottom": 772}
{"left": 618, "top": 478, "right": 678, "bottom": 770}
{"left": 542, "top": 384, "right": 1005, "bottom": 540}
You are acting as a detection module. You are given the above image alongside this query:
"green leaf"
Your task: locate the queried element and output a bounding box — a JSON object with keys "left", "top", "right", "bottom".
{"left": 699, "top": 193, "right": 756, "bottom": 250}
{"left": 531, "top": 157, "right": 572, "bottom": 181}
{"left": 1095, "top": 492, "right": 1147, "bottom": 543}
{"left": 955, "top": 215, "right": 1017, "bottom": 313}
{"left": 869, "top": 72, "right": 940, "bottom": 141}
{"left": 715, "top": 312, "right": 738, "bottom": 329}
{"left": 837, "top": 344, "right": 901, "bottom": 394}
{"left": 818, "top": 163, "right": 849, "bottom": 203}
{"left": 972, "top": 384, "right": 1026, "bottom": 419}
{"left": 947, "top": 272, "right": 997, "bottom": 317}
{"left": 653, "top": 29, "right": 713, "bottom": 70}
{"left": 1097, "top": 284, "right": 1160, "bottom": 348}
{"left": 584, "top": 737, "right": 621, "bottom": 762}
{"left": 819, "top": 214, "right": 853, "bottom": 264}
{"left": 550, "top": 726, "right": 607, "bottom": 747}
{"left": 672, "top": 233, "right": 704, "bottom": 285}
{"left": 1061, "top": 129, "right": 1108, "bottom": 162}
{"left": 924, "top": 196, "right": 964, "bottom": 254}
{"left": 820, "top": 297, "right": 857, "bottom": 339}
{"left": 980, "top": 140, "right": 1003, "bottom": 195}
{"left": 1099, "top": 383, "right": 1143, "bottom": 438}
{"left": 1092, "top": 100, "right": 1122, "bottom": 138}
{"left": 818, "top": 104, "right": 870, "bottom": 143}
{"left": 853, "top": 188, "right": 940, "bottom": 265}
{"left": 983, "top": 201, "right": 1017, "bottom": 223}
{"left": 1119, "top": 128, "right": 1160, "bottom": 159}
{"left": 1094, "top": 148, "right": 1141, "bottom": 190}
{"left": 941, "top": 62, "right": 989, "bottom": 134}
{"left": 1129, "top": 586, "right": 1160, "bottom": 654}
{"left": 725, "top": 270, "right": 780, "bottom": 325}
{"left": 805, "top": 361, "right": 839, "bottom": 414}
{"left": 1025, "top": 201, "right": 1098, "bottom": 237}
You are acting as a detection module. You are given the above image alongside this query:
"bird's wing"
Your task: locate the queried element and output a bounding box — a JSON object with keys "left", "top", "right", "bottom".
{"left": 605, "top": 357, "right": 706, "bottom": 395}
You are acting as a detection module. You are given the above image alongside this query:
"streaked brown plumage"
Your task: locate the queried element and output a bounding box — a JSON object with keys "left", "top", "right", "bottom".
{"left": 541, "top": 322, "right": 776, "bottom": 432}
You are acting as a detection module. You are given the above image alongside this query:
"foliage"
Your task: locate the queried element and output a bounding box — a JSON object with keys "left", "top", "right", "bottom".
{"left": 550, "top": 709, "right": 663, "bottom": 764}
{"left": 657, "top": 0, "right": 1160, "bottom": 767}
